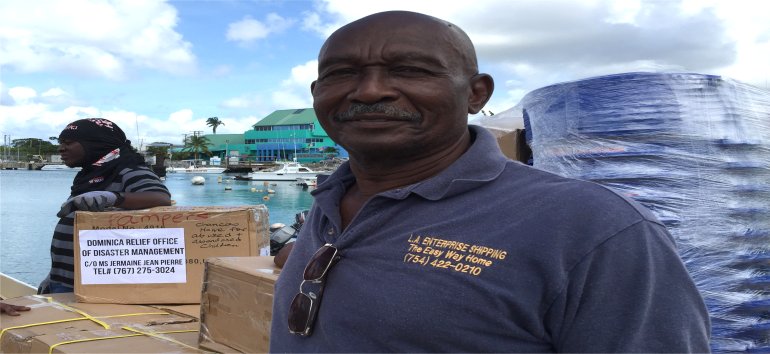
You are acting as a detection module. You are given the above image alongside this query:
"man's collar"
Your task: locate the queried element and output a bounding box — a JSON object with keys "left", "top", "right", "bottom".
{"left": 406, "top": 125, "right": 509, "bottom": 200}
{"left": 315, "top": 125, "right": 509, "bottom": 201}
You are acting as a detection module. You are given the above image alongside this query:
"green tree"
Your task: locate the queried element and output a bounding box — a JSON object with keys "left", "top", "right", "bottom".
{"left": 12, "top": 138, "right": 57, "bottom": 159}
{"left": 146, "top": 145, "right": 170, "bottom": 158}
{"left": 323, "top": 146, "right": 340, "bottom": 160}
{"left": 146, "top": 144, "right": 171, "bottom": 167}
{"left": 206, "top": 117, "right": 225, "bottom": 134}
{"left": 182, "top": 135, "right": 211, "bottom": 162}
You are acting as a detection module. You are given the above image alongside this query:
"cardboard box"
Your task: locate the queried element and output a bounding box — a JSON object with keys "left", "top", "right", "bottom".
{"left": 199, "top": 256, "right": 280, "bottom": 353}
{"left": 486, "top": 127, "right": 531, "bottom": 164}
{"left": 74, "top": 206, "right": 270, "bottom": 304}
{"left": 0, "top": 294, "right": 201, "bottom": 353}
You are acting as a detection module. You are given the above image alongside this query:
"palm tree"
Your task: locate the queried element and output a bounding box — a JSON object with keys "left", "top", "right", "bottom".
{"left": 206, "top": 117, "right": 225, "bottom": 134}
{"left": 146, "top": 145, "right": 170, "bottom": 162}
{"left": 183, "top": 135, "right": 212, "bottom": 162}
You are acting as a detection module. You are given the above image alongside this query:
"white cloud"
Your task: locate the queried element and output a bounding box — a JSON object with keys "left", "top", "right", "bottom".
{"left": 226, "top": 13, "right": 295, "bottom": 45}
{"left": 218, "top": 116, "right": 261, "bottom": 135}
{"left": 41, "top": 88, "right": 67, "bottom": 98}
{"left": 220, "top": 95, "right": 264, "bottom": 110}
{"left": 227, "top": 17, "right": 270, "bottom": 43}
{"left": 283, "top": 60, "right": 318, "bottom": 88}
{"left": 0, "top": 0, "right": 196, "bottom": 80}
{"left": 270, "top": 61, "right": 316, "bottom": 109}
{"left": 220, "top": 60, "right": 315, "bottom": 112}
{"left": 0, "top": 85, "right": 192, "bottom": 145}
{"left": 8, "top": 87, "right": 37, "bottom": 104}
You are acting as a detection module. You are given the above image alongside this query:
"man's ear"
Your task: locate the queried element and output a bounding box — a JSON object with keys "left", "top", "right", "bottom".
{"left": 467, "top": 74, "right": 494, "bottom": 114}
{"left": 310, "top": 81, "right": 317, "bottom": 95}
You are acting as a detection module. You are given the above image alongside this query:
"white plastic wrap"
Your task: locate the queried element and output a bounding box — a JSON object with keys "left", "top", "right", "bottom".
{"left": 487, "top": 72, "right": 770, "bottom": 352}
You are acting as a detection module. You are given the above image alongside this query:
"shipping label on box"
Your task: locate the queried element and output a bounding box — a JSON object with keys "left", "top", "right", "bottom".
{"left": 198, "top": 256, "right": 280, "bottom": 354}
{"left": 0, "top": 294, "right": 201, "bottom": 353}
{"left": 79, "top": 228, "right": 187, "bottom": 285}
{"left": 74, "top": 206, "right": 269, "bottom": 304}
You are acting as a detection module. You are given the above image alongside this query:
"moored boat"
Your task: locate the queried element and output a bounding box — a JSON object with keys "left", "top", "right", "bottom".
{"left": 167, "top": 160, "right": 225, "bottom": 174}
{"left": 40, "top": 164, "right": 81, "bottom": 171}
{"left": 295, "top": 176, "right": 318, "bottom": 188}
{"left": 246, "top": 160, "right": 319, "bottom": 181}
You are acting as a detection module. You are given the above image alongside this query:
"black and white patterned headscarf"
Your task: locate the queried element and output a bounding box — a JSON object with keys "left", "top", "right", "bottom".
{"left": 58, "top": 118, "right": 146, "bottom": 196}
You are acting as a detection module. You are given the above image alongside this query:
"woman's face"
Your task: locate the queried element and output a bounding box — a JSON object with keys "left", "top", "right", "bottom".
{"left": 58, "top": 139, "right": 85, "bottom": 167}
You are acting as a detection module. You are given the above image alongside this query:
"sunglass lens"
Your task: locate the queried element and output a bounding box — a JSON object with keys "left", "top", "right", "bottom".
{"left": 288, "top": 293, "right": 312, "bottom": 333}
{"left": 304, "top": 245, "right": 337, "bottom": 280}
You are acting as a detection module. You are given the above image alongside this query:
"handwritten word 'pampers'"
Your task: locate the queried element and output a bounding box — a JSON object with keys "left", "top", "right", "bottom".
{"left": 106, "top": 212, "right": 210, "bottom": 228}
{"left": 403, "top": 234, "right": 508, "bottom": 276}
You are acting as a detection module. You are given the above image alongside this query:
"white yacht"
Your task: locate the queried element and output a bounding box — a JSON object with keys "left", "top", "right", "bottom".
{"left": 167, "top": 160, "right": 226, "bottom": 174}
{"left": 246, "top": 160, "right": 318, "bottom": 181}
{"left": 41, "top": 164, "right": 82, "bottom": 171}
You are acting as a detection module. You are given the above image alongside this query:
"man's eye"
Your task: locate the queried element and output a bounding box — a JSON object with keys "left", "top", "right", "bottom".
{"left": 320, "top": 69, "right": 356, "bottom": 80}
{"left": 392, "top": 66, "right": 431, "bottom": 75}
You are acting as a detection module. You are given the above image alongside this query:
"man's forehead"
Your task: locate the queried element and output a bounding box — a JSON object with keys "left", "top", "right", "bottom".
{"left": 321, "top": 24, "right": 455, "bottom": 63}
{"left": 317, "top": 11, "right": 477, "bottom": 73}
{"left": 329, "top": 12, "right": 445, "bottom": 41}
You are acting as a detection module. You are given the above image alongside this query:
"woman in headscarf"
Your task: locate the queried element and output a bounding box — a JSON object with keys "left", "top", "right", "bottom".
{"left": 39, "top": 118, "right": 171, "bottom": 294}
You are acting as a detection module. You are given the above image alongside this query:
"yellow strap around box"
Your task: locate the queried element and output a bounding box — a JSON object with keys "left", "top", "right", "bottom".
{"left": 47, "top": 326, "right": 200, "bottom": 354}
{"left": 1, "top": 295, "right": 169, "bottom": 341}
{"left": 37, "top": 296, "right": 112, "bottom": 330}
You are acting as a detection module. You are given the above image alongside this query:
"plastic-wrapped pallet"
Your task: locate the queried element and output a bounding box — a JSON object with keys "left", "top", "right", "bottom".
{"left": 511, "top": 72, "right": 770, "bottom": 352}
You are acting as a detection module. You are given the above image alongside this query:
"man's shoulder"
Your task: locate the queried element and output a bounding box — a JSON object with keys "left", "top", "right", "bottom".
{"left": 498, "top": 162, "right": 662, "bottom": 226}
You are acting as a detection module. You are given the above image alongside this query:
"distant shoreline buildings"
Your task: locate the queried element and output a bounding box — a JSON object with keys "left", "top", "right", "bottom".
{"left": 172, "top": 108, "right": 348, "bottom": 164}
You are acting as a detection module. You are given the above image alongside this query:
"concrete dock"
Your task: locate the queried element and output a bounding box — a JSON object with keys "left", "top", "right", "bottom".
{"left": 0, "top": 161, "right": 44, "bottom": 170}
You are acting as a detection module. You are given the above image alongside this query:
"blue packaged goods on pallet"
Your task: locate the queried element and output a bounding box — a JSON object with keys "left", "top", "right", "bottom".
{"left": 506, "top": 72, "right": 770, "bottom": 352}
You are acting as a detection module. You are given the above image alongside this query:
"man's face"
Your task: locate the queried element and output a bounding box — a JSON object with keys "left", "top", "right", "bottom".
{"left": 58, "top": 139, "right": 85, "bottom": 167}
{"left": 311, "top": 15, "right": 475, "bottom": 161}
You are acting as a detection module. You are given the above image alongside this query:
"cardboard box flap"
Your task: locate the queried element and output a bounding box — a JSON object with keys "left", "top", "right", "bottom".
{"left": 150, "top": 305, "right": 201, "bottom": 320}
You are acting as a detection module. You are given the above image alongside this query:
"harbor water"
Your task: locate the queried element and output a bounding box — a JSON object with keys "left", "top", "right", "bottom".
{"left": 0, "top": 169, "right": 316, "bottom": 288}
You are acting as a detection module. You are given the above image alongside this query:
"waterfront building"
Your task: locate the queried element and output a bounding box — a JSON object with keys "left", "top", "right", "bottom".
{"left": 202, "top": 108, "right": 346, "bottom": 164}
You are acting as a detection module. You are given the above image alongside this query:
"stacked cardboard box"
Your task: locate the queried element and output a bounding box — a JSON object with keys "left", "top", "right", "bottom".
{"left": 198, "top": 256, "right": 280, "bottom": 353}
{"left": 73, "top": 206, "right": 270, "bottom": 304}
{"left": 486, "top": 127, "right": 530, "bottom": 164}
{"left": 0, "top": 294, "right": 201, "bottom": 353}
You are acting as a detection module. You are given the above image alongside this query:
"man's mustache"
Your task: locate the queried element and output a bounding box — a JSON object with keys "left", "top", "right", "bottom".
{"left": 333, "top": 103, "right": 422, "bottom": 122}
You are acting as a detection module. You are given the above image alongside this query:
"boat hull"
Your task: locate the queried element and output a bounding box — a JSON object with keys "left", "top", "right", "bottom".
{"left": 246, "top": 172, "right": 318, "bottom": 181}
{"left": 41, "top": 164, "right": 81, "bottom": 171}
{"left": 167, "top": 167, "right": 226, "bottom": 174}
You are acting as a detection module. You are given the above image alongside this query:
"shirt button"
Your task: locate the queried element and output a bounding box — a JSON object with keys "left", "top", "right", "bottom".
{"left": 327, "top": 227, "right": 335, "bottom": 235}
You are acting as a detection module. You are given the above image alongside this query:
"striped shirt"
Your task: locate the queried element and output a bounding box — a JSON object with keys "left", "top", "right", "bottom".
{"left": 44, "top": 165, "right": 170, "bottom": 290}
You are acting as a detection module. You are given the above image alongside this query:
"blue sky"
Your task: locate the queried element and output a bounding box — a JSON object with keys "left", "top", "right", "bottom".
{"left": 1, "top": 0, "right": 769, "bottom": 147}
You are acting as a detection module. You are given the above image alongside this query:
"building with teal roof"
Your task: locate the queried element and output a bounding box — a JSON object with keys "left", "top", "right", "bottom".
{"left": 203, "top": 108, "right": 346, "bottom": 164}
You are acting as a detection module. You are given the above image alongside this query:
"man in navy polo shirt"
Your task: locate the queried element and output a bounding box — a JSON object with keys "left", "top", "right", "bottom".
{"left": 270, "top": 10, "right": 710, "bottom": 352}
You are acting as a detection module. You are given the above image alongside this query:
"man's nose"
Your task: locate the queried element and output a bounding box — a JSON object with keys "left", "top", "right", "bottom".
{"left": 348, "top": 69, "right": 398, "bottom": 104}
